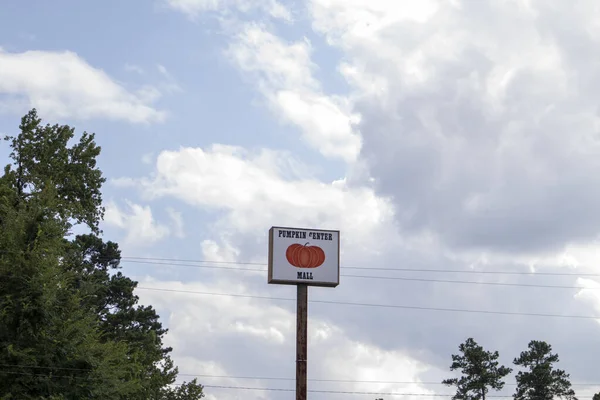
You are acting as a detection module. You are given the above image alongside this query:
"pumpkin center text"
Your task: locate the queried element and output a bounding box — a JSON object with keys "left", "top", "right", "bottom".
{"left": 279, "top": 230, "right": 333, "bottom": 241}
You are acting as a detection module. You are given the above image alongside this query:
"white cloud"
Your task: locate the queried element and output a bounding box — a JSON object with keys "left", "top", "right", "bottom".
{"left": 135, "top": 278, "right": 439, "bottom": 400}
{"left": 107, "top": 1, "right": 600, "bottom": 396}
{"left": 104, "top": 200, "right": 171, "bottom": 247}
{"left": 310, "top": 0, "right": 441, "bottom": 47}
{"left": 111, "top": 124, "right": 600, "bottom": 400}
{"left": 227, "top": 24, "right": 362, "bottom": 162}
{"left": 306, "top": 0, "right": 600, "bottom": 255}
{"left": 0, "top": 49, "right": 166, "bottom": 123}
{"left": 164, "top": 0, "right": 292, "bottom": 21}
{"left": 323, "top": 341, "right": 435, "bottom": 396}
{"left": 200, "top": 239, "right": 240, "bottom": 262}
{"left": 114, "top": 144, "right": 395, "bottom": 257}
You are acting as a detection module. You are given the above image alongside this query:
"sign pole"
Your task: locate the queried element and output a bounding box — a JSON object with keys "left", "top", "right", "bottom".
{"left": 268, "top": 227, "right": 340, "bottom": 400}
{"left": 296, "top": 284, "right": 308, "bottom": 400}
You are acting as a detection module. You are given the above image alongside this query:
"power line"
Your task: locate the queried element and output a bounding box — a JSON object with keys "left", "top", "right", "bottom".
{"left": 196, "top": 384, "right": 599, "bottom": 398}
{"left": 124, "top": 256, "right": 265, "bottom": 266}
{"left": 201, "top": 384, "right": 470, "bottom": 396}
{"left": 340, "top": 275, "right": 594, "bottom": 290}
{"left": 0, "top": 373, "right": 525, "bottom": 398}
{"left": 125, "top": 259, "right": 265, "bottom": 272}
{"left": 122, "top": 256, "right": 599, "bottom": 277}
{"left": 134, "top": 287, "right": 600, "bottom": 320}
{"left": 3, "top": 366, "right": 600, "bottom": 388}
{"left": 1, "top": 372, "right": 592, "bottom": 399}
{"left": 4, "top": 249, "right": 598, "bottom": 278}
{"left": 171, "top": 375, "right": 600, "bottom": 387}
{"left": 122, "top": 260, "right": 599, "bottom": 291}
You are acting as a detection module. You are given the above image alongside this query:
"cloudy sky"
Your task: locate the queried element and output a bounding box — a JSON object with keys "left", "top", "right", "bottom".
{"left": 3, "top": 0, "right": 600, "bottom": 399}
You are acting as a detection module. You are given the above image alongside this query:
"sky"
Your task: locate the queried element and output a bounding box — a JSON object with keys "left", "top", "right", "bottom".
{"left": 2, "top": 0, "right": 600, "bottom": 399}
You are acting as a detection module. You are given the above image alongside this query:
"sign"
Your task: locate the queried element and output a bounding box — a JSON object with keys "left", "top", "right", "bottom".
{"left": 268, "top": 226, "right": 340, "bottom": 287}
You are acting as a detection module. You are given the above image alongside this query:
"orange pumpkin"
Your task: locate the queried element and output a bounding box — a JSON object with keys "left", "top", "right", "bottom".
{"left": 286, "top": 242, "right": 326, "bottom": 268}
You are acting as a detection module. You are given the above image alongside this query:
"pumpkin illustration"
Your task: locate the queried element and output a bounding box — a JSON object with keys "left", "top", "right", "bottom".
{"left": 285, "top": 242, "right": 326, "bottom": 268}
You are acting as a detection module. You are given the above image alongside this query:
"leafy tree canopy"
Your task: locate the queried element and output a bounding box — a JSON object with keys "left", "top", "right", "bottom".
{"left": 0, "top": 109, "right": 204, "bottom": 399}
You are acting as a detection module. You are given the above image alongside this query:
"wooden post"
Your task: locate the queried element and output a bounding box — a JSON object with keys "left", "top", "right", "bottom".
{"left": 296, "top": 284, "right": 308, "bottom": 400}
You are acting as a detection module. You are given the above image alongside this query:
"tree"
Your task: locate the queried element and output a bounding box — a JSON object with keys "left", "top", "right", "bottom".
{"left": 443, "top": 338, "right": 512, "bottom": 400}
{"left": 0, "top": 182, "right": 138, "bottom": 399}
{"left": 62, "top": 234, "right": 199, "bottom": 399}
{"left": 513, "top": 340, "right": 576, "bottom": 400}
{"left": 592, "top": 394, "right": 599, "bottom": 400}
{"left": 4, "top": 109, "right": 105, "bottom": 232}
{"left": 164, "top": 379, "right": 205, "bottom": 400}
{"left": 0, "top": 109, "right": 204, "bottom": 399}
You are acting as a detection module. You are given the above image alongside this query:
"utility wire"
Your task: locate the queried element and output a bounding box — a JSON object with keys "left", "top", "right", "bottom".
{"left": 3, "top": 249, "right": 597, "bottom": 278}
{"left": 2, "top": 365, "right": 599, "bottom": 386}
{"left": 178, "top": 375, "right": 599, "bottom": 387}
{"left": 121, "top": 256, "right": 600, "bottom": 277}
{"left": 122, "top": 259, "right": 599, "bottom": 291}
{"left": 134, "top": 287, "right": 600, "bottom": 320}
{"left": 125, "top": 259, "right": 265, "bottom": 272}
{"left": 201, "top": 385, "right": 485, "bottom": 396}
{"left": 187, "top": 384, "right": 600, "bottom": 398}
{"left": 1, "top": 371, "right": 597, "bottom": 398}
{"left": 123, "top": 256, "right": 265, "bottom": 266}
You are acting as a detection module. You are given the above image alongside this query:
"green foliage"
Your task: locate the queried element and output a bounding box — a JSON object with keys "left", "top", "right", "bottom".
{"left": 513, "top": 341, "right": 576, "bottom": 400}
{"left": 443, "top": 338, "right": 512, "bottom": 400}
{"left": 164, "top": 379, "right": 205, "bottom": 400}
{"left": 62, "top": 233, "right": 201, "bottom": 399}
{"left": 0, "top": 109, "right": 203, "bottom": 399}
{"left": 3, "top": 109, "right": 105, "bottom": 233}
{"left": 0, "top": 183, "right": 137, "bottom": 398}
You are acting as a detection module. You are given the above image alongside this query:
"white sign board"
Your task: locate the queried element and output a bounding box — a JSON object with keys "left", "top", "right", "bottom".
{"left": 268, "top": 226, "right": 340, "bottom": 287}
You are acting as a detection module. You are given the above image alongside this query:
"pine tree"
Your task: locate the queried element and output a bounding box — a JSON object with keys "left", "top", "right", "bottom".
{"left": 513, "top": 341, "right": 576, "bottom": 400}
{"left": 443, "top": 338, "right": 512, "bottom": 400}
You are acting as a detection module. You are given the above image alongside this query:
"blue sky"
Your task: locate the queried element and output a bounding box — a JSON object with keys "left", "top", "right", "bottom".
{"left": 0, "top": 0, "right": 349, "bottom": 260}
{"left": 0, "top": 0, "right": 346, "bottom": 175}
{"left": 4, "top": 1, "right": 600, "bottom": 400}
